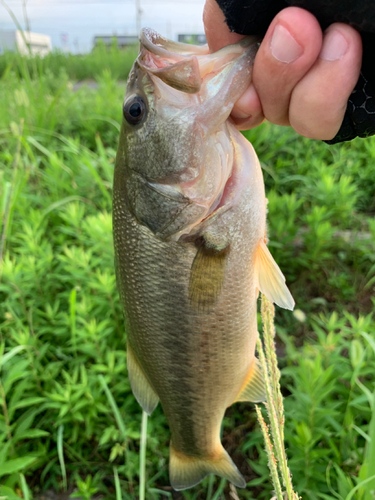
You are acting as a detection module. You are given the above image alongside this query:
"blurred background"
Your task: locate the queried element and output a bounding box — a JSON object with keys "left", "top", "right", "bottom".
{"left": 1, "top": 1, "right": 375, "bottom": 500}
{"left": 0, "top": 0, "right": 206, "bottom": 53}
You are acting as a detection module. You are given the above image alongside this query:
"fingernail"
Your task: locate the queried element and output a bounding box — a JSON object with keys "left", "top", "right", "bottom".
{"left": 270, "top": 24, "right": 303, "bottom": 63}
{"left": 320, "top": 30, "right": 348, "bottom": 61}
{"left": 231, "top": 108, "right": 251, "bottom": 119}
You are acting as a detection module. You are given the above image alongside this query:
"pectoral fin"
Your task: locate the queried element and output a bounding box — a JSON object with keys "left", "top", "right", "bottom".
{"left": 189, "top": 237, "right": 229, "bottom": 312}
{"left": 234, "top": 358, "right": 266, "bottom": 403}
{"left": 127, "top": 344, "right": 159, "bottom": 415}
{"left": 256, "top": 239, "right": 295, "bottom": 310}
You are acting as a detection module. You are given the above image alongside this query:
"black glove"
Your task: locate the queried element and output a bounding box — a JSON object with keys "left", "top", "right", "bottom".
{"left": 215, "top": 0, "right": 375, "bottom": 143}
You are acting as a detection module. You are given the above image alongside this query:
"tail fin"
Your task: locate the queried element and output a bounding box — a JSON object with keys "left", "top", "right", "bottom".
{"left": 169, "top": 443, "right": 246, "bottom": 491}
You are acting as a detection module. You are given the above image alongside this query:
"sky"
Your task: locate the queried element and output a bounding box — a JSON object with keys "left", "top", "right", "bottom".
{"left": 0, "top": 0, "right": 206, "bottom": 52}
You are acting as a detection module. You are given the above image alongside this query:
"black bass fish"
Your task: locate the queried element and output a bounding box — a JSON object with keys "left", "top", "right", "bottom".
{"left": 113, "top": 28, "right": 294, "bottom": 491}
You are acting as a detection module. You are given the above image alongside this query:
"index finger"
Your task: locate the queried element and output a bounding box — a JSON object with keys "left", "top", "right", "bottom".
{"left": 203, "top": 0, "right": 245, "bottom": 52}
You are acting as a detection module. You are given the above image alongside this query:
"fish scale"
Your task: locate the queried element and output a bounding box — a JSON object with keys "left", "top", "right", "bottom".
{"left": 114, "top": 174, "right": 258, "bottom": 453}
{"left": 113, "top": 29, "right": 294, "bottom": 491}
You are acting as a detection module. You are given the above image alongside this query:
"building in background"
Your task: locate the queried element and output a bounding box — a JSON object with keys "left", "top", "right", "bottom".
{"left": 178, "top": 34, "right": 206, "bottom": 45}
{"left": 93, "top": 35, "right": 139, "bottom": 50}
{"left": 0, "top": 30, "right": 52, "bottom": 56}
{"left": 92, "top": 33, "right": 206, "bottom": 52}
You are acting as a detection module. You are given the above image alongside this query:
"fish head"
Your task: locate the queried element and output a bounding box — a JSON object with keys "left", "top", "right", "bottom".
{"left": 115, "top": 28, "right": 259, "bottom": 240}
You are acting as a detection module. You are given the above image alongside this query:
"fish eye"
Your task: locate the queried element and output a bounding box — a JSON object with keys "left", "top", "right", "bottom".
{"left": 123, "top": 95, "right": 146, "bottom": 125}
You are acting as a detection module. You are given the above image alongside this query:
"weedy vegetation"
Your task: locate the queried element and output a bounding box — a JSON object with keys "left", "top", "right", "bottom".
{"left": 0, "top": 45, "right": 375, "bottom": 500}
{"left": 256, "top": 295, "right": 299, "bottom": 500}
{"left": 0, "top": 38, "right": 138, "bottom": 81}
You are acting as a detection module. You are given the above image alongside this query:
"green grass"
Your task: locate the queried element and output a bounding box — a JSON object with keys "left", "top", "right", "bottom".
{"left": 0, "top": 49, "right": 375, "bottom": 499}
{"left": 0, "top": 42, "right": 138, "bottom": 81}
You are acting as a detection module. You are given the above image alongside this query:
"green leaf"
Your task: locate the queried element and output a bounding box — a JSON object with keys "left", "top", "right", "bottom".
{"left": 16, "top": 429, "right": 50, "bottom": 440}
{"left": 345, "top": 475, "right": 375, "bottom": 500}
{"left": 11, "top": 397, "right": 46, "bottom": 410}
{"left": 57, "top": 425, "right": 67, "bottom": 492}
{"left": 43, "top": 196, "right": 94, "bottom": 217}
{"left": 113, "top": 466, "right": 122, "bottom": 500}
{"left": 0, "top": 441, "right": 12, "bottom": 467}
{"left": 13, "top": 408, "right": 41, "bottom": 439}
{"left": 0, "top": 346, "right": 28, "bottom": 370}
{"left": 247, "top": 476, "right": 268, "bottom": 486}
{"left": 0, "top": 457, "right": 37, "bottom": 477}
{"left": 360, "top": 332, "right": 375, "bottom": 357}
{"left": 360, "top": 391, "right": 375, "bottom": 500}
{"left": 98, "top": 375, "right": 126, "bottom": 441}
{"left": 0, "top": 485, "right": 22, "bottom": 500}
{"left": 19, "top": 473, "right": 31, "bottom": 500}
{"left": 147, "top": 489, "right": 172, "bottom": 498}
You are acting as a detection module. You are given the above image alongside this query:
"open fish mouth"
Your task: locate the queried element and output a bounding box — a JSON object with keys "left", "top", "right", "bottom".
{"left": 138, "top": 28, "right": 259, "bottom": 95}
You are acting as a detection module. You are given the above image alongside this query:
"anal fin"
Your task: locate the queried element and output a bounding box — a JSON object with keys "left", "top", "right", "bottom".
{"left": 235, "top": 358, "right": 266, "bottom": 403}
{"left": 256, "top": 239, "right": 295, "bottom": 310}
{"left": 169, "top": 443, "right": 246, "bottom": 491}
{"left": 127, "top": 344, "right": 159, "bottom": 415}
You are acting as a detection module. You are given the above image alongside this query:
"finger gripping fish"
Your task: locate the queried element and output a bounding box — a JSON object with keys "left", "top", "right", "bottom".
{"left": 113, "top": 28, "right": 294, "bottom": 491}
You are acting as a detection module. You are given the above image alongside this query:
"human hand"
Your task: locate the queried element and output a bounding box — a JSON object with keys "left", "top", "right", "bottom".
{"left": 203, "top": 0, "right": 363, "bottom": 140}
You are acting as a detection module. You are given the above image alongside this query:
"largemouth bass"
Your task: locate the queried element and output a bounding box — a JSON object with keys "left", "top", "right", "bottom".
{"left": 113, "top": 28, "right": 294, "bottom": 491}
